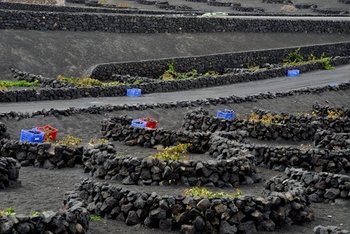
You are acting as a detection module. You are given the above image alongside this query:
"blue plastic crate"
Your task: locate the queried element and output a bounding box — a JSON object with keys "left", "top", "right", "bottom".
{"left": 217, "top": 110, "right": 236, "bottom": 120}
{"left": 127, "top": 88, "right": 141, "bottom": 97}
{"left": 287, "top": 69, "right": 300, "bottom": 77}
{"left": 20, "top": 129, "right": 44, "bottom": 143}
{"left": 131, "top": 119, "right": 147, "bottom": 128}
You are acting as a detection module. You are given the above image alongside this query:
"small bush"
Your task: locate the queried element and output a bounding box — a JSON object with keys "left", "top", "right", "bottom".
{"left": 30, "top": 211, "right": 41, "bottom": 217}
{"left": 89, "top": 138, "right": 109, "bottom": 145}
{"left": 184, "top": 187, "right": 242, "bottom": 199}
{"left": 0, "top": 80, "right": 39, "bottom": 90}
{"left": 160, "top": 62, "right": 218, "bottom": 80}
{"left": 0, "top": 208, "right": 16, "bottom": 217}
{"left": 283, "top": 48, "right": 304, "bottom": 64}
{"left": 327, "top": 110, "right": 344, "bottom": 120}
{"left": 151, "top": 143, "right": 191, "bottom": 161}
{"left": 56, "top": 135, "right": 82, "bottom": 146}
{"left": 90, "top": 214, "right": 102, "bottom": 222}
{"left": 57, "top": 75, "right": 121, "bottom": 87}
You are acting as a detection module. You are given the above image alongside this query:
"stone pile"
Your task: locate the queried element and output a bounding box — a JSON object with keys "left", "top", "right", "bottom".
{"left": 314, "top": 130, "right": 350, "bottom": 150}
{"left": 183, "top": 107, "right": 350, "bottom": 141}
{"left": 0, "top": 156, "right": 20, "bottom": 189}
{"left": 266, "top": 167, "right": 350, "bottom": 202}
{"left": 77, "top": 178, "right": 314, "bottom": 233}
{"left": 314, "top": 225, "right": 350, "bottom": 234}
{"left": 209, "top": 135, "right": 350, "bottom": 173}
{"left": 83, "top": 145, "right": 260, "bottom": 187}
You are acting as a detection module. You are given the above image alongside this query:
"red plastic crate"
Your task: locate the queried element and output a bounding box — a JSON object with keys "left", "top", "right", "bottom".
{"left": 36, "top": 125, "right": 58, "bottom": 141}
{"left": 140, "top": 117, "right": 157, "bottom": 129}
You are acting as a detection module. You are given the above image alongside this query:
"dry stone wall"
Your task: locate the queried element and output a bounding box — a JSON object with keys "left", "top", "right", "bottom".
{"left": 266, "top": 167, "right": 350, "bottom": 202}
{"left": 0, "top": 157, "right": 20, "bottom": 189}
{"left": 77, "top": 178, "right": 314, "bottom": 233}
{"left": 82, "top": 145, "right": 260, "bottom": 188}
{"left": 0, "top": 190, "right": 89, "bottom": 233}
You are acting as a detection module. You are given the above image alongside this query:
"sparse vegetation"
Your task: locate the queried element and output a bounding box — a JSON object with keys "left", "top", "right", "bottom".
{"left": 0, "top": 80, "right": 39, "bottom": 90}
{"left": 184, "top": 187, "right": 242, "bottom": 199}
{"left": 326, "top": 110, "right": 344, "bottom": 120}
{"left": 90, "top": 214, "right": 102, "bottom": 222}
{"left": 56, "top": 135, "right": 82, "bottom": 146}
{"left": 89, "top": 138, "right": 109, "bottom": 145}
{"left": 0, "top": 208, "right": 16, "bottom": 217}
{"left": 151, "top": 143, "right": 191, "bottom": 161}
{"left": 282, "top": 48, "right": 334, "bottom": 70}
{"left": 160, "top": 62, "right": 219, "bottom": 80}
{"left": 30, "top": 211, "right": 41, "bottom": 217}
{"left": 57, "top": 75, "right": 122, "bottom": 87}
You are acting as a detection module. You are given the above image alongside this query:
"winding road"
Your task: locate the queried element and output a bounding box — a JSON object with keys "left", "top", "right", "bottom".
{"left": 0, "top": 64, "right": 349, "bottom": 114}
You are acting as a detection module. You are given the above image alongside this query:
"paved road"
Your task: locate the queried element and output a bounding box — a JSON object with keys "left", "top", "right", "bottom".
{"left": 0, "top": 65, "right": 349, "bottom": 114}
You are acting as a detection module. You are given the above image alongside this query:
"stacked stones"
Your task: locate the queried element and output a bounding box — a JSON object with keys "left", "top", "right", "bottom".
{"left": 1, "top": 81, "right": 350, "bottom": 121}
{"left": 209, "top": 134, "right": 350, "bottom": 173}
{"left": 266, "top": 168, "right": 350, "bottom": 202}
{"left": 314, "top": 130, "right": 350, "bottom": 150}
{"left": 110, "top": 74, "right": 157, "bottom": 84}
{"left": 10, "top": 68, "right": 71, "bottom": 88}
{"left": 0, "top": 122, "right": 9, "bottom": 139}
{"left": 207, "top": 0, "right": 233, "bottom": 7}
{"left": 183, "top": 107, "right": 350, "bottom": 141}
{"left": 77, "top": 178, "right": 314, "bottom": 233}
{"left": 83, "top": 145, "right": 260, "bottom": 187}
{"left": 0, "top": 139, "right": 83, "bottom": 169}
{"left": 0, "top": 191, "right": 89, "bottom": 233}
{"left": 314, "top": 225, "right": 350, "bottom": 234}
{"left": 102, "top": 116, "right": 212, "bottom": 153}
{"left": 182, "top": 108, "right": 319, "bottom": 141}
{"left": 0, "top": 157, "right": 20, "bottom": 189}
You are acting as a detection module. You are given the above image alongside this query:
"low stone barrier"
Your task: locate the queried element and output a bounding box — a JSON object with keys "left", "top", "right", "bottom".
{"left": 0, "top": 139, "right": 83, "bottom": 169}
{"left": 88, "top": 43, "right": 350, "bottom": 79}
{"left": 266, "top": 167, "right": 350, "bottom": 202}
{"left": 82, "top": 145, "right": 260, "bottom": 187}
{"left": 0, "top": 122, "right": 9, "bottom": 139}
{"left": 0, "top": 190, "right": 89, "bottom": 233}
{"left": 77, "top": 178, "right": 314, "bottom": 233}
{"left": 0, "top": 157, "right": 20, "bottom": 189}
{"left": 182, "top": 108, "right": 350, "bottom": 141}
{"left": 314, "top": 130, "right": 350, "bottom": 150}
{"left": 313, "top": 103, "right": 350, "bottom": 118}
{"left": 1, "top": 81, "right": 350, "bottom": 121}
{"left": 209, "top": 135, "right": 350, "bottom": 173}
{"left": 314, "top": 225, "right": 350, "bottom": 234}
{"left": 4, "top": 56, "right": 350, "bottom": 103}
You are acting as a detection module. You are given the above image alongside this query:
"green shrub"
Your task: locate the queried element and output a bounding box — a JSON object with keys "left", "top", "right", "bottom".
{"left": 160, "top": 62, "right": 219, "bottom": 80}
{"left": 57, "top": 75, "right": 122, "bottom": 87}
{"left": 283, "top": 48, "right": 304, "bottom": 64}
{"left": 183, "top": 187, "right": 242, "bottom": 199}
{"left": 0, "top": 208, "right": 16, "bottom": 217}
{"left": 90, "top": 214, "right": 102, "bottom": 222}
{"left": 0, "top": 80, "right": 39, "bottom": 90}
